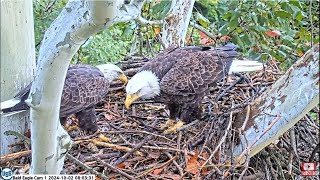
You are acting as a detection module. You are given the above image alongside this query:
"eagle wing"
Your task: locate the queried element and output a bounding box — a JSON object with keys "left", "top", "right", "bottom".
{"left": 59, "top": 67, "right": 110, "bottom": 117}
{"left": 159, "top": 46, "right": 238, "bottom": 96}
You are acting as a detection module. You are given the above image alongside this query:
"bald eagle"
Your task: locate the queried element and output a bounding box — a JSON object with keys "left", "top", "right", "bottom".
{"left": 1, "top": 64, "right": 127, "bottom": 133}
{"left": 125, "top": 44, "right": 263, "bottom": 134}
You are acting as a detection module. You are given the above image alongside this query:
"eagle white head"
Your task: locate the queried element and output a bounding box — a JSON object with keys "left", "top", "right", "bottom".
{"left": 125, "top": 70, "right": 160, "bottom": 109}
{"left": 96, "top": 64, "right": 128, "bottom": 84}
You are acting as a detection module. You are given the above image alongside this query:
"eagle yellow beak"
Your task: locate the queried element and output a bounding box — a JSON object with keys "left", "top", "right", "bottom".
{"left": 125, "top": 94, "right": 140, "bottom": 109}
{"left": 118, "top": 73, "right": 128, "bottom": 85}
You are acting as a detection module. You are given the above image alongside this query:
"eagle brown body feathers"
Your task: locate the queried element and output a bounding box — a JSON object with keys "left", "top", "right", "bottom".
{"left": 141, "top": 45, "right": 238, "bottom": 122}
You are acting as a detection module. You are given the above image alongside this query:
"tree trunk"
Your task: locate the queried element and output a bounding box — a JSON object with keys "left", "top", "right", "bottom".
{"left": 0, "top": 0, "right": 36, "bottom": 156}
{"left": 232, "top": 43, "right": 319, "bottom": 163}
{"left": 28, "top": 0, "right": 149, "bottom": 174}
{"left": 161, "top": 0, "right": 195, "bottom": 48}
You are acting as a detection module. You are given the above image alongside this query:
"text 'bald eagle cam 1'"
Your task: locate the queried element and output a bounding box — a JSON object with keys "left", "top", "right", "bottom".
{"left": 125, "top": 43, "right": 263, "bottom": 134}
{"left": 1, "top": 64, "right": 127, "bottom": 134}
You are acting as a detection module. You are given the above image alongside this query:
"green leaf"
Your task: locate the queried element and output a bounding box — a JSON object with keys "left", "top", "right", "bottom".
{"left": 275, "top": 10, "right": 291, "bottom": 19}
{"left": 151, "top": 1, "right": 171, "bottom": 19}
{"left": 250, "top": 25, "right": 266, "bottom": 33}
{"left": 228, "top": 12, "right": 240, "bottom": 32}
{"left": 232, "top": 35, "right": 244, "bottom": 49}
{"left": 241, "top": 33, "right": 252, "bottom": 47}
{"left": 196, "top": 12, "right": 211, "bottom": 28}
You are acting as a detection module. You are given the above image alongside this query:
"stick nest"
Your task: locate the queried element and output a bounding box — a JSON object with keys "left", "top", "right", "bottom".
{"left": 2, "top": 56, "right": 319, "bottom": 180}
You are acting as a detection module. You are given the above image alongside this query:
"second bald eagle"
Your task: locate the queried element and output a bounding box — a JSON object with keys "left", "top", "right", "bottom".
{"left": 125, "top": 44, "right": 263, "bottom": 134}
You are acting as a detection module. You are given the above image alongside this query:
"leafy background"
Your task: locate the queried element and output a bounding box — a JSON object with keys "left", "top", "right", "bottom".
{"left": 34, "top": 0, "right": 319, "bottom": 70}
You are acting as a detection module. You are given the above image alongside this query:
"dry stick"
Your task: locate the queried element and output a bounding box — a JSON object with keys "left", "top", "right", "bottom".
{"left": 66, "top": 154, "right": 108, "bottom": 180}
{"left": 136, "top": 155, "right": 178, "bottom": 178}
{"left": 289, "top": 128, "right": 299, "bottom": 160}
{"left": 4, "top": 131, "right": 106, "bottom": 179}
{"left": 237, "top": 114, "right": 281, "bottom": 163}
{"left": 177, "top": 120, "right": 199, "bottom": 132}
{"left": 96, "top": 158, "right": 135, "bottom": 180}
{"left": 216, "top": 76, "right": 245, "bottom": 101}
{"left": 309, "top": 143, "right": 320, "bottom": 162}
{"left": 164, "top": 151, "right": 184, "bottom": 177}
{"left": 112, "top": 135, "right": 152, "bottom": 166}
{"left": 199, "top": 111, "right": 234, "bottom": 171}
{"left": 74, "top": 130, "right": 101, "bottom": 141}
{"left": 0, "top": 150, "right": 31, "bottom": 163}
{"left": 241, "top": 105, "right": 251, "bottom": 131}
{"left": 100, "top": 130, "right": 174, "bottom": 142}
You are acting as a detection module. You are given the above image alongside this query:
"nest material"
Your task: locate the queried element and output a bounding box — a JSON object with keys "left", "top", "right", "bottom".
{"left": 2, "top": 56, "right": 319, "bottom": 180}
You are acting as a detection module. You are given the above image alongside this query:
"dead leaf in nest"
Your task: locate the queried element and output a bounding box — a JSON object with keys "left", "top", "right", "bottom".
{"left": 95, "top": 176, "right": 101, "bottom": 180}
{"left": 104, "top": 113, "right": 113, "bottom": 121}
{"left": 202, "top": 152, "right": 209, "bottom": 160}
{"left": 185, "top": 150, "right": 200, "bottom": 175}
{"left": 87, "top": 142, "right": 99, "bottom": 152}
{"left": 116, "top": 162, "right": 131, "bottom": 169}
{"left": 18, "top": 164, "right": 29, "bottom": 174}
{"left": 162, "top": 174, "right": 181, "bottom": 180}
{"left": 115, "top": 91, "right": 123, "bottom": 96}
{"left": 152, "top": 165, "right": 167, "bottom": 175}
{"left": 109, "top": 178, "right": 115, "bottom": 180}
{"left": 147, "top": 152, "right": 161, "bottom": 159}
{"left": 98, "top": 133, "right": 110, "bottom": 142}
{"left": 122, "top": 122, "right": 138, "bottom": 128}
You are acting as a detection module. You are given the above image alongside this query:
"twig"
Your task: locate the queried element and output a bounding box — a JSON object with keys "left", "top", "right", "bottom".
{"left": 177, "top": 120, "right": 199, "bottom": 132}
{"left": 100, "top": 130, "right": 174, "bottom": 142}
{"left": 215, "top": 76, "right": 245, "bottom": 101}
{"left": 0, "top": 150, "right": 31, "bottom": 164}
{"left": 112, "top": 135, "right": 152, "bottom": 166}
{"left": 309, "top": 143, "right": 320, "bottom": 162}
{"left": 237, "top": 114, "right": 281, "bottom": 163}
{"left": 97, "top": 158, "right": 135, "bottom": 180}
{"left": 200, "top": 111, "right": 234, "bottom": 170}
{"left": 265, "top": 156, "right": 278, "bottom": 180}
{"left": 190, "top": 22, "right": 219, "bottom": 41}
{"left": 66, "top": 154, "right": 108, "bottom": 180}
{"left": 241, "top": 105, "right": 251, "bottom": 131}
{"left": 136, "top": 155, "right": 178, "bottom": 178}
{"left": 164, "top": 151, "right": 184, "bottom": 177}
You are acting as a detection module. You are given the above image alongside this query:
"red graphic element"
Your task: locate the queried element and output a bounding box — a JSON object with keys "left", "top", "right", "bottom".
{"left": 301, "top": 162, "right": 317, "bottom": 176}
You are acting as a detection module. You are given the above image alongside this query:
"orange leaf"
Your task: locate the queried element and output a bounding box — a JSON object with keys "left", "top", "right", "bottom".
{"left": 220, "top": 35, "right": 231, "bottom": 41}
{"left": 200, "top": 37, "right": 208, "bottom": 45}
{"left": 116, "top": 162, "right": 130, "bottom": 169}
{"left": 154, "top": 27, "right": 161, "bottom": 35}
{"left": 198, "top": 31, "right": 208, "bottom": 39}
{"left": 297, "top": 52, "right": 304, "bottom": 57}
{"left": 265, "top": 30, "right": 281, "bottom": 38}
{"left": 186, "top": 150, "right": 200, "bottom": 175}
{"left": 152, "top": 166, "right": 166, "bottom": 175}
{"left": 95, "top": 176, "right": 101, "bottom": 180}
{"left": 109, "top": 178, "right": 115, "bottom": 180}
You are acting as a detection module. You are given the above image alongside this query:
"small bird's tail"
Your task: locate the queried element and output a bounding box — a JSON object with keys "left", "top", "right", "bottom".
{"left": 1, "top": 98, "right": 28, "bottom": 117}
{"left": 228, "top": 60, "right": 264, "bottom": 74}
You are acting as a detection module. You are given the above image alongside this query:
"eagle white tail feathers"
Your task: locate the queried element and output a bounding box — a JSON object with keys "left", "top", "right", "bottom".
{"left": 1, "top": 98, "right": 27, "bottom": 117}
{"left": 228, "top": 60, "right": 263, "bottom": 74}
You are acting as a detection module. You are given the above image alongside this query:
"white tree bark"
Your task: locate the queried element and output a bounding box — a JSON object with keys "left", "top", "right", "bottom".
{"left": 0, "top": 0, "right": 36, "bottom": 156}
{"left": 28, "top": 0, "right": 124, "bottom": 174}
{"left": 28, "top": 0, "right": 152, "bottom": 174}
{"left": 161, "top": 0, "right": 195, "bottom": 48}
{"left": 232, "top": 44, "right": 319, "bottom": 163}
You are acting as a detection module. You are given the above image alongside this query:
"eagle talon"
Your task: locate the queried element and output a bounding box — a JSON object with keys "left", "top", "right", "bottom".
{"left": 160, "top": 119, "right": 176, "bottom": 130}
{"left": 163, "top": 120, "right": 184, "bottom": 135}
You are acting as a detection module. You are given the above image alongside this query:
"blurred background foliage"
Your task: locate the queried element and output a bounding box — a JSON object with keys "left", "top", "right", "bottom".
{"left": 34, "top": 0, "right": 319, "bottom": 70}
